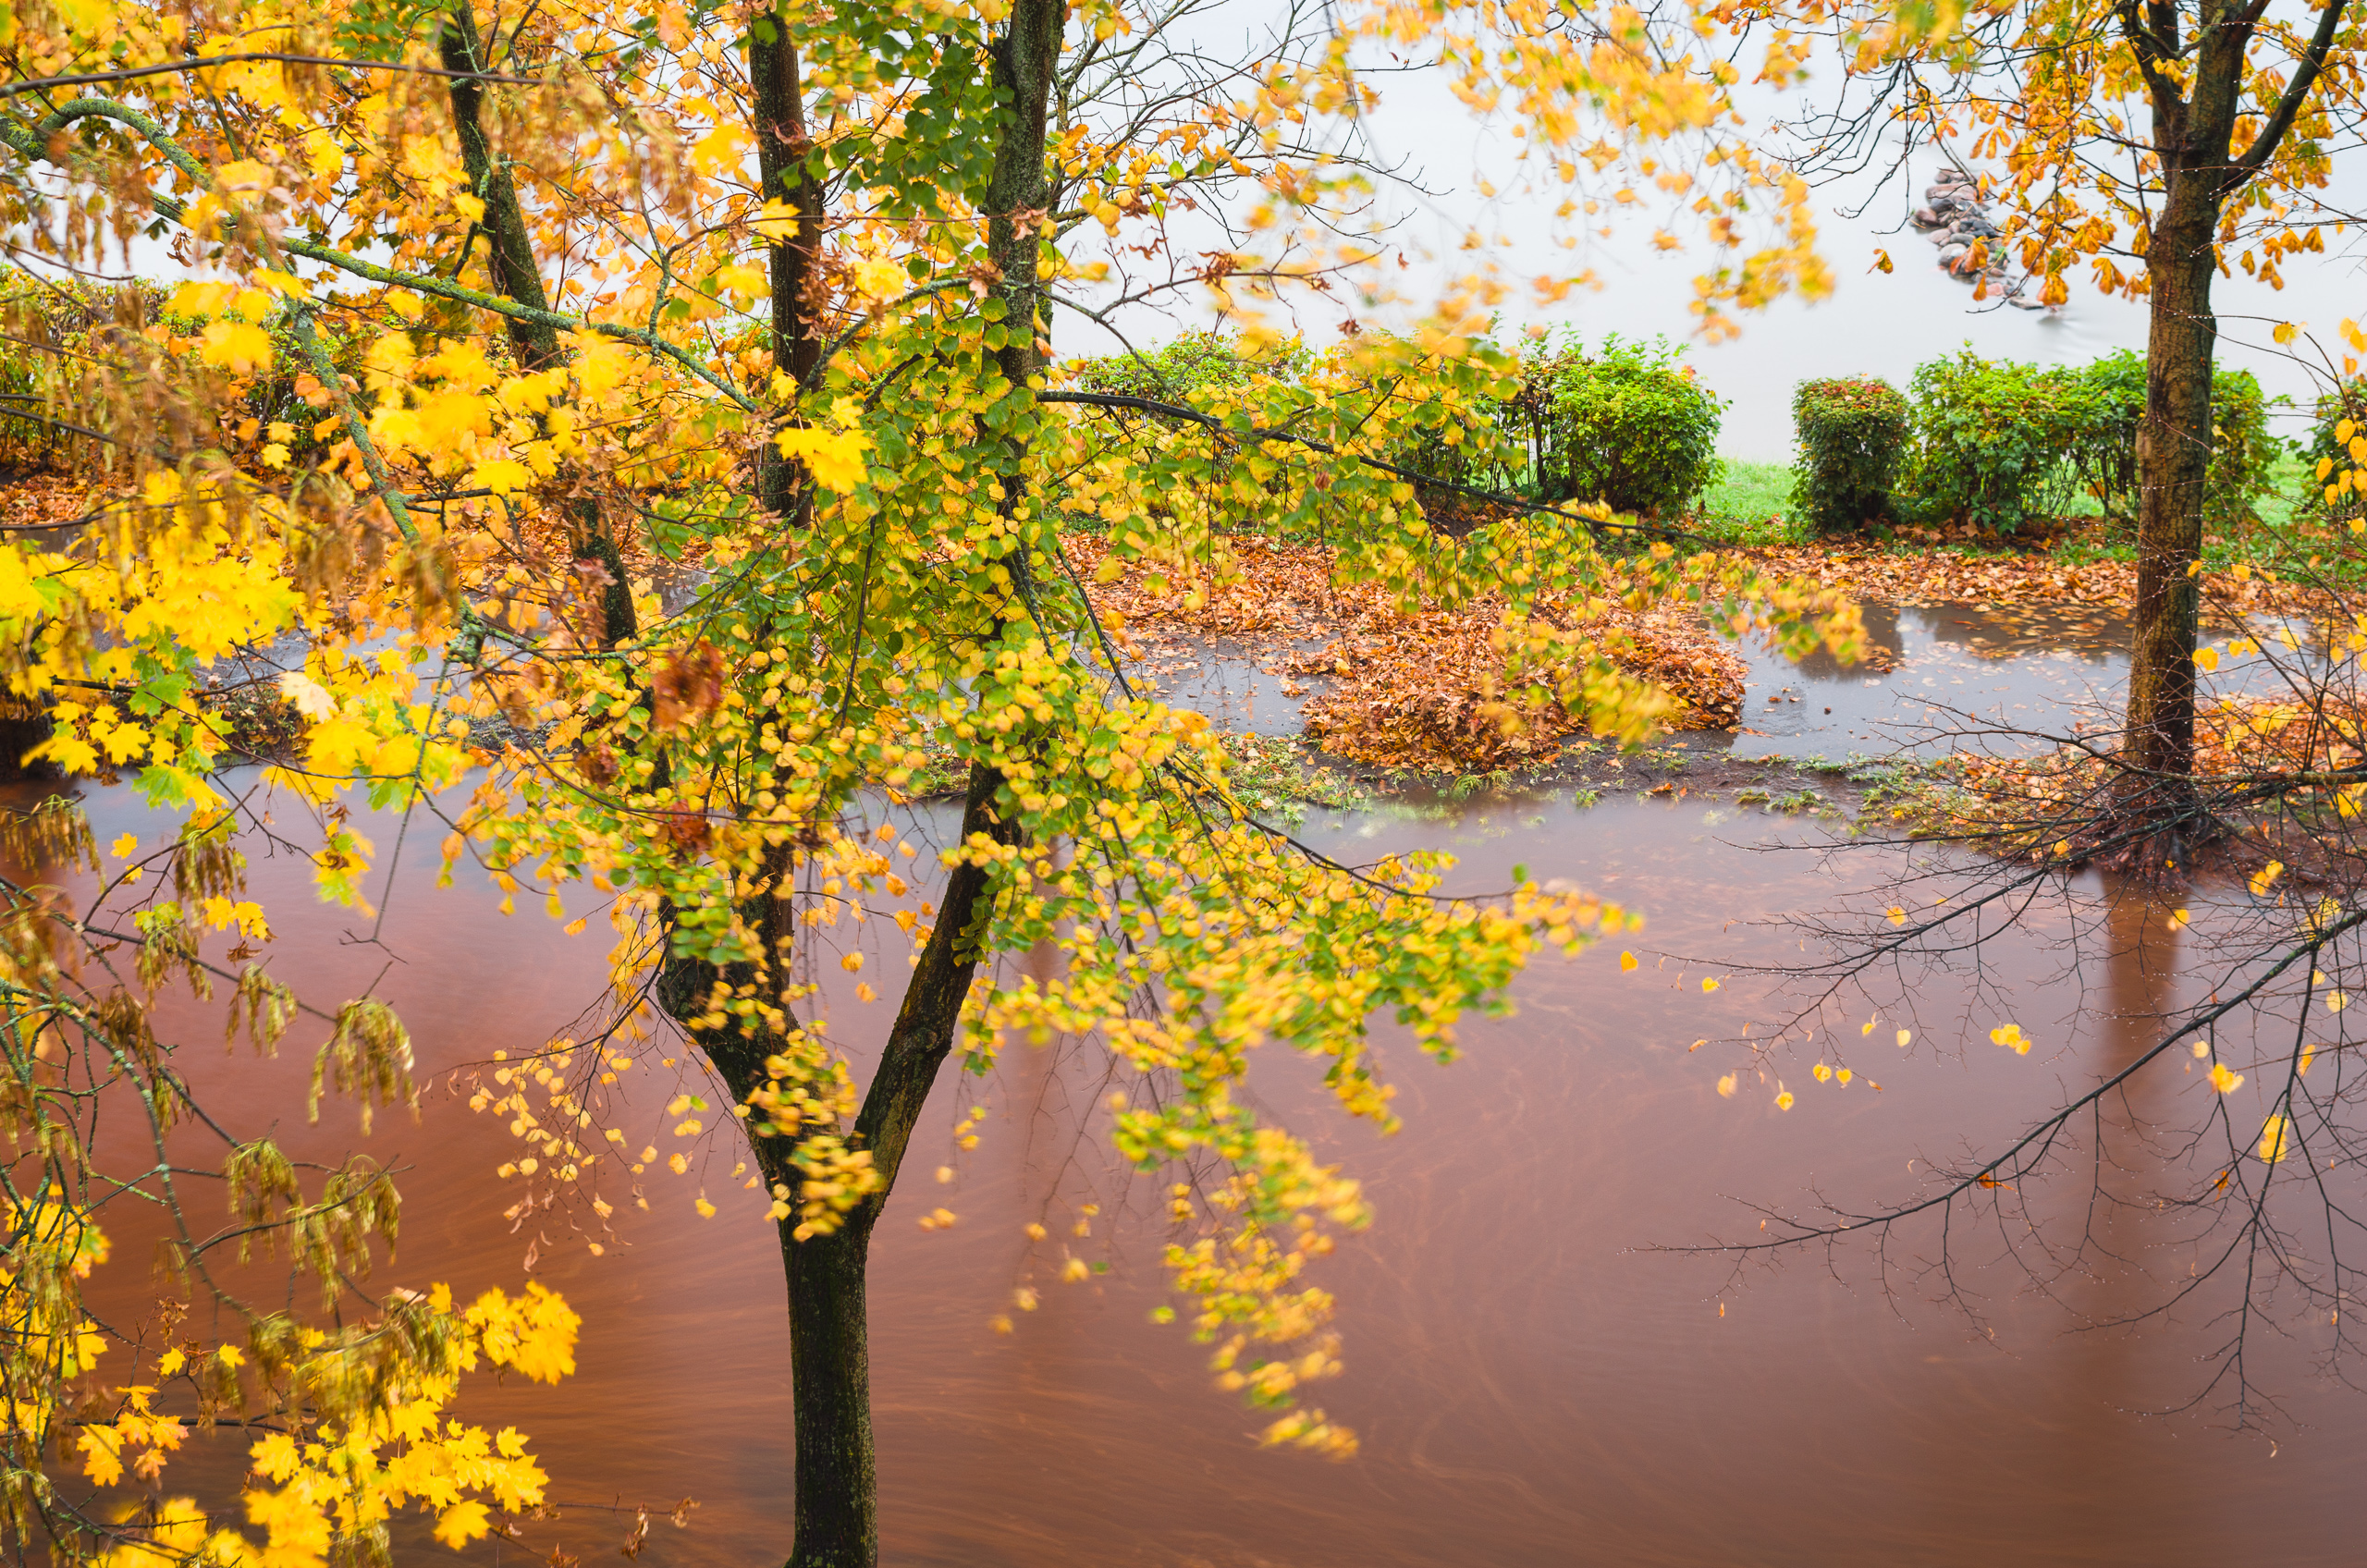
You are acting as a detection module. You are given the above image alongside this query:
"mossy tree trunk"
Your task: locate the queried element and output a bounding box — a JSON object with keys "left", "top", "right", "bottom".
{"left": 2118, "top": 0, "right": 2352, "bottom": 802}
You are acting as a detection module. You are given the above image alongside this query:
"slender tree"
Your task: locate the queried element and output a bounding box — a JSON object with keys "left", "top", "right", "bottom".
{"left": 1699, "top": 516, "right": 2367, "bottom": 1425}
{"left": 1756, "top": 0, "right": 2365, "bottom": 815}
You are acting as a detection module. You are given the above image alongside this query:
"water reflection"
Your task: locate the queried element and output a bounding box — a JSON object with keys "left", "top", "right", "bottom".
{"left": 1734, "top": 599, "right": 2125, "bottom": 758}
{"left": 33, "top": 680, "right": 2367, "bottom": 1568}
{"left": 1735, "top": 599, "right": 2331, "bottom": 763}
{"left": 1124, "top": 633, "right": 1331, "bottom": 735}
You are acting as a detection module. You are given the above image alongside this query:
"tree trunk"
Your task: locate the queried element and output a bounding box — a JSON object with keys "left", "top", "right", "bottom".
{"left": 664, "top": 6, "right": 1062, "bottom": 1563}
{"left": 438, "top": 5, "right": 636, "bottom": 646}
{"left": 779, "top": 1221, "right": 877, "bottom": 1568}
{"left": 435, "top": 3, "right": 639, "bottom": 648}
{"left": 749, "top": 8, "right": 826, "bottom": 518}
{"left": 675, "top": 760, "right": 1020, "bottom": 1567}
{"left": 2122, "top": 172, "right": 2220, "bottom": 790}
{"left": 437, "top": 7, "right": 561, "bottom": 373}
{"left": 2108, "top": 0, "right": 2355, "bottom": 802}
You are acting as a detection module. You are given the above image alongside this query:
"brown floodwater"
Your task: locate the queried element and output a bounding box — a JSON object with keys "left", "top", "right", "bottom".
{"left": 36, "top": 621, "right": 2367, "bottom": 1568}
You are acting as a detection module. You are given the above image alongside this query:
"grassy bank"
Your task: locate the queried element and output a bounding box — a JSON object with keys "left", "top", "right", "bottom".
{"left": 1686, "top": 451, "right": 2350, "bottom": 587}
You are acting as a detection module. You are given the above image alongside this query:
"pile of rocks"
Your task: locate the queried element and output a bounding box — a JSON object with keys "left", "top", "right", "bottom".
{"left": 1912, "top": 166, "right": 2047, "bottom": 312}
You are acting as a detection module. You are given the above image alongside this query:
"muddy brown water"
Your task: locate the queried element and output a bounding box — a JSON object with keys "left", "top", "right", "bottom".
{"left": 35, "top": 611, "right": 2367, "bottom": 1567}
{"left": 1139, "top": 597, "right": 2310, "bottom": 759}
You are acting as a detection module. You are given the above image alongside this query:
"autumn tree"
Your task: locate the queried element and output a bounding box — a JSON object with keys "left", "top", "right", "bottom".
{"left": 1696, "top": 400, "right": 2367, "bottom": 1426}
{"left": 1753, "top": 0, "right": 2365, "bottom": 816}
{"left": 0, "top": 1, "right": 1854, "bottom": 1564}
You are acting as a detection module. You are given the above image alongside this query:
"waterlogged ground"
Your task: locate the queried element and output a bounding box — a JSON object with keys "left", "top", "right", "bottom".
{"left": 47, "top": 605, "right": 2367, "bottom": 1567}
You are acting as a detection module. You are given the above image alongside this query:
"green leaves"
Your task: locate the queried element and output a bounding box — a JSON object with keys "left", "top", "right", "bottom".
{"left": 1514, "top": 331, "right": 1723, "bottom": 520}
{"left": 1904, "top": 347, "right": 2287, "bottom": 533}
{"left": 1906, "top": 349, "right": 2089, "bottom": 532}
{"left": 1791, "top": 375, "right": 1910, "bottom": 536}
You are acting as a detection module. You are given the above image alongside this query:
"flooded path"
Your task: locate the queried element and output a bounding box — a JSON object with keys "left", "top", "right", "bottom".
{"left": 46, "top": 602, "right": 2367, "bottom": 1567}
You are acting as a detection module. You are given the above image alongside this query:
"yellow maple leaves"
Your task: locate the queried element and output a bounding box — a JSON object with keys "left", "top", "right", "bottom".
{"left": 76, "top": 1384, "right": 190, "bottom": 1487}
{"left": 775, "top": 424, "right": 874, "bottom": 492}
{"left": 235, "top": 1284, "right": 576, "bottom": 1568}
{"left": 15, "top": 1182, "right": 571, "bottom": 1567}
{"left": 85, "top": 1498, "right": 246, "bottom": 1568}
{"left": 462, "top": 1281, "right": 582, "bottom": 1384}
{"left": 201, "top": 319, "right": 275, "bottom": 374}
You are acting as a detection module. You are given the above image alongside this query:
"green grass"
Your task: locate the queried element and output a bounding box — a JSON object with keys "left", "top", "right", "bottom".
{"left": 1215, "top": 731, "right": 1367, "bottom": 822}
{"left": 2049, "top": 450, "right": 2364, "bottom": 583}
{"left": 1690, "top": 459, "right": 1809, "bottom": 545}
{"left": 2250, "top": 449, "right": 2312, "bottom": 531}
{"left": 1676, "top": 447, "right": 2357, "bottom": 582}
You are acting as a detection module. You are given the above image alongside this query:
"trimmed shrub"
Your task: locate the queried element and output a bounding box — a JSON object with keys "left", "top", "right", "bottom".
{"left": 1068, "top": 328, "right": 1312, "bottom": 404}
{"left": 1905, "top": 349, "right": 2088, "bottom": 533}
{"left": 2063, "top": 349, "right": 2144, "bottom": 521}
{"left": 1502, "top": 333, "right": 1722, "bottom": 519}
{"left": 2051, "top": 349, "right": 2282, "bottom": 530}
{"left": 1790, "top": 376, "right": 1910, "bottom": 535}
{"left": 1307, "top": 332, "right": 1524, "bottom": 495}
{"left": 2201, "top": 366, "right": 2283, "bottom": 531}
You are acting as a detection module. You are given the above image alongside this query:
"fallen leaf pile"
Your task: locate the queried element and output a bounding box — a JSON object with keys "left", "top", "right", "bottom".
{"left": 1906, "top": 689, "right": 2367, "bottom": 857}
{"left": 1745, "top": 545, "right": 2333, "bottom": 619}
{"left": 0, "top": 464, "right": 97, "bottom": 534}
{"left": 1066, "top": 533, "right": 1748, "bottom": 771}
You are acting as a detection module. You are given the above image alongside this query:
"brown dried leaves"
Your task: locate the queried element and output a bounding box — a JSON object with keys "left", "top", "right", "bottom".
{"left": 1071, "top": 535, "right": 1746, "bottom": 772}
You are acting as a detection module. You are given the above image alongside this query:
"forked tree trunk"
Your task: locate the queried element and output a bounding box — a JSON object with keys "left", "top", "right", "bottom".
{"left": 2121, "top": 175, "right": 2220, "bottom": 789}
{"left": 2112, "top": 0, "right": 2352, "bottom": 808}
{"left": 720, "top": 5, "right": 1065, "bottom": 1558}
{"left": 680, "top": 760, "right": 1022, "bottom": 1567}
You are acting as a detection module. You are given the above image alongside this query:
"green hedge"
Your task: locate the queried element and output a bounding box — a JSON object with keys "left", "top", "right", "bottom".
{"left": 2067, "top": 349, "right": 2281, "bottom": 530}
{"left": 1069, "top": 328, "right": 1312, "bottom": 404}
{"left": 2201, "top": 366, "right": 2282, "bottom": 530}
{"left": 1790, "top": 376, "right": 1910, "bottom": 535}
{"left": 2063, "top": 349, "right": 2144, "bottom": 521}
{"left": 1901, "top": 347, "right": 2285, "bottom": 534}
{"left": 1063, "top": 329, "right": 1721, "bottom": 527}
{"left": 1905, "top": 350, "right": 2091, "bottom": 532}
{"left": 1503, "top": 333, "right": 1722, "bottom": 519}
{"left": 1066, "top": 334, "right": 2304, "bottom": 540}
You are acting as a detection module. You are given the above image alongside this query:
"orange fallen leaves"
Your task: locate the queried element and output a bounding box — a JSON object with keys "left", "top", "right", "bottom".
{"left": 1742, "top": 544, "right": 2330, "bottom": 619}
{"left": 1072, "top": 534, "right": 1748, "bottom": 771}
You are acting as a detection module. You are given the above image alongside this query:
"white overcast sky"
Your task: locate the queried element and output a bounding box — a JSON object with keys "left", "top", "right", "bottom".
{"left": 1055, "top": 14, "right": 2367, "bottom": 459}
